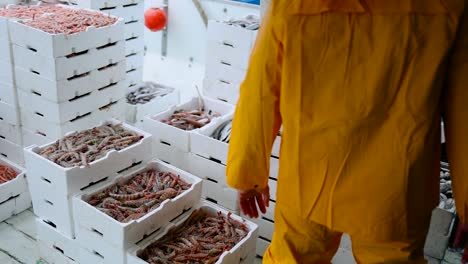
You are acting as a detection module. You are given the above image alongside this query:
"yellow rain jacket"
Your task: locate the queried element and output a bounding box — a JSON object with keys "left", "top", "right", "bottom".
{"left": 227, "top": 0, "right": 468, "bottom": 248}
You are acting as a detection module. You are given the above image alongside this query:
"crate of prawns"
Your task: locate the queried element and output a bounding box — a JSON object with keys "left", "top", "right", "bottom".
{"left": 73, "top": 160, "right": 202, "bottom": 251}
{"left": 127, "top": 201, "right": 258, "bottom": 264}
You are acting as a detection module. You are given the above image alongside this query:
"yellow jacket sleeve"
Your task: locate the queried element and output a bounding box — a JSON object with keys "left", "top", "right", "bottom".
{"left": 444, "top": 7, "right": 468, "bottom": 224}
{"left": 226, "top": 3, "right": 283, "bottom": 191}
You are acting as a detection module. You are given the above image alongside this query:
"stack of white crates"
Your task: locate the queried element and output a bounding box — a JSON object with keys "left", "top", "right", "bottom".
{"left": 10, "top": 6, "right": 127, "bottom": 146}
{"left": 203, "top": 19, "right": 258, "bottom": 104}
{"left": 24, "top": 120, "right": 153, "bottom": 263}
{"left": 70, "top": 0, "right": 145, "bottom": 91}
{"left": 0, "top": 12, "right": 23, "bottom": 164}
{"left": 0, "top": 157, "right": 31, "bottom": 222}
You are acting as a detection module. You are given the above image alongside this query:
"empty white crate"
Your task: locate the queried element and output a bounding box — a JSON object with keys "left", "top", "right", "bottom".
{"left": 127, "top": 202, "right": 258, "bottom": 264}
{"left": 0, "top": 118, "right": 21, "bottom": 145}
{"left": 125, "top": 86, "right": 179, "bottom": 124}
{"left": 21, "top": 99, "right": 126, "bottom": 140}
{"left": 18, "top": 81, "right": 125, "bottom": 123}
{"left": 24, "top": 119, "right": 152, "bottom": 198}
{"left": 0, "top": 190, "right": 31, "bottom": 222}
{"left": 12, "top": 41, "right": 125, "bottom": 81}
{"left": 36, "top": 218, "right": 82, "bottom": 263}
{"left": 73, "top": 160, "right": 202, "bottom": 264}
{"left": 0, "top": 137, "right": 23, "bottom": 164}
{"left": 143, "top": 96, "right": 234, "bottom": 152}
{"left": 203, "top": 78, "right": 240, "bottom": 105}
{"left": 8, "top": 7, "right": 125, "bottom": 58}
{"left": 0, "top": 157, "right": 27, "bottom": 203}
{"left": 15, "top": 60, "right": 126, "bottom": 103}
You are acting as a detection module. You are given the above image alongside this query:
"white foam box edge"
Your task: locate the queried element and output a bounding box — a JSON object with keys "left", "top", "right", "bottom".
{"left": 206, "top": 40, "right": 251, "bottom": 71}
{"left": 23, "top": 119, "right": 152, "bottom": 197}
{"left": 18, "top": 80, "right": 124, "bottom": 123}
{"left": 125, "top": 51, "right": 144, "bottom": 71}
{"left": 12, "top": 40, "right": 125, "bottom": 81}
{"left": 143, "top": 96, "right": 234, "bottom": 152}
{"left": 0, "top": 157, "right": 27, "bottom": 203}
{"left": 202, "top": 178, "right": 239, "bottom": 212}
{"left": 0, "top": 190, "right": 31, "bottom": 222}
{"left": 190, "top": 114, "right": 232, "bottom": 165}
{"left": 0, "top": 77, "right": 17, "bottom": 106}
{"left": 203, "top": 78, "right": 240, "bottom": 105}
{"left": 22, "top": 128, "right": 54, "bottom": 148}
{"left": 15, "top": 59, "right": 126, "bottom": 103}
{"left": 152, "top": 140, "right": 190, "bottom": 172}
{"left": 0, "top": 100, "right": 19, "bottom": 125}
{"left": 36, "top": 218, "right": 81, "bottom": 262}
{"left": 0, "top": 137, "right": 24, "bottom": 165}
{"left": 28, "top": 177, "right": 77, "bottom": 238}
{"left": 188, "top": 153, "right": 228, "bottom": 186}
{"left": 124, "top": 21, "right": 145, "bottom": 42}
{"left": 207, "top": 20, "right": 256, "bottom": 51}
{"left": 70, "top": 0, "right": 143, "bottom": 9}
{"left": 126, "top": 87, "right": 179, "bottom": 124}
{"left": 73, "top": 160, "right": 202, "bottom": 258}
{"left": 205, "top": 58, "right": 247, "bottom": 85}
{"left": 127, "top": 201, "right": 258, "bottom": 264}
{"left": 8, "top": 6, "right": 125, "bottom": 58}
{"left": 37, "top": 240, "right": 79, "bottom": 264}
{"left": 0, "top": 118, "right": 22, "bottom": 145}
{"left": 0, "top": 59, "right": 14, "bottom": 88}
{"left": 20, "top": 98, "right": 126, "bottom": 139}
{"left": 125, "top": 67, "right": 143, "bottom": 89}
{"left": 256, "top": 237, "right": 270, "bottom": 257}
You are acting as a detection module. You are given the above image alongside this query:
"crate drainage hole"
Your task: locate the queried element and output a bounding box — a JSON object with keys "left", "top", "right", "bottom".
{"left": 70, "top": 112, "right": 91, "bottom": 122}
{"left": 97, "top": 41, "right": 117, "bottom": 50}
{"left": 41, "top": 177, "right": 51, "bottom": 184}
{"left": 44, "top": 220, "right": 57, "bottom": 228}
{"left": 91, "top": 228, "right": 104, "bottom": 237}
{"left": 206, "top": 197, "right": 218, "bottom": 204}
{"left": 93, "top": 251, "right": 105, "bottom": 259}
{"left": 80, "top": 177, "right": 109, "bottom": 191}
{"left": 53, "top": 246, "right": 64, "bottom": 254}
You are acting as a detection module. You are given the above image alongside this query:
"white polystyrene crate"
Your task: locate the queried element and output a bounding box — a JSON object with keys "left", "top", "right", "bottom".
{"left": 152, "top": 140, "right": 190, "bottom": 172}
{"left": 13, "top": 40, "right": 125, "bottom": 81}
{"left": 206, "top": 59, "right": 248, "bottom": 85}
{"left": 125, "top": 21, "right": 144, "bottom": 43}
{"left": 24, "top": 119, "right": 152, "bottom": 198}
{"left": 270, "top": 157, "right": 279, "bottom": 180}
{"left": 0, "top": 80, "right": 17, "bottom": 106}
{"left": 240, "top": 251, "right": 256, "bottom": 264}
{"left": 256, "top": 237, "right": 270, "bottom": 257}
{"left": 36, "top": 218, "right": 81, "bottom": 263}
{"left": 37, "top": 241, "right": 79, "bottom": 264}
{"left": 8, "top": 7, "right": 125, "bottom": 58}
{"left": 241, "top": 209, "right": 275, "bottom": 242}
{"left": 0, "top": 16, "right": 7, "bottom": 44}
{"left": 18, "top": 81, "right": 124, "bottom": 123}
{"left": 0, "top": 118, "right": 21, "bottom": 144}
{"left": 70, "top": 0, "right": 143, "bottom": 9}
{"left": 22, "top": 128, "right": 53, "bottom": 148}
{"left": 188, "top": 153, "right": 228, "bottom": 186}
{"left": 0, "top": 100, "right": 19, "bottom": 125}
{"left": 441, "top": 121, "right": 445, "bottom": 144}
{"left": 0, "top": 37, "right": 12, "bottom": 65}
{"left": 144, "top": 96, "right": 235, "bottom": 152}
{"left": 0, "top": 157, "right": 27, "bottom": 203}
{"left": 0, "top": 137, "right": 23, "bottom": 164}
{"left": 206, "top": 40, "right": 252, "bottom": 71}
{"left": 20, "top": 99, "right": 126, "bottom": 139}
{"left": 203, "top": 78, "right": 240, "bottom": 105}
{"left": 125, "top": 51, "right": 144, "bottom": 71}
{"left": 15, "top": 60, "right": 126, "bottom": 103}
{"left": 271, "top": 136, "right": 281, "bottom": 158}
{"left": 0, "top": 59, "right": 14, "bottom": 84}
{"left": 126, "top": 87, "right": 179, "bottom": 124}
{"left": 269, "top": 178, "right": 277, "bottom": 202}
{"left": 202, "top": 178, "right": 239, "bottom": 212}
{"left": 78, "top": 245, "right": 124, "bottom": 264}
{"left": 125, "top": 67, "right": 143, "bottom": 89}
{"left": 73, "top": 160, "right": 202, "bottom": 261}
{"left": 127, "top": 201, "right": 258, "bottom": 264}
{"left": 107, "top": 2, "right": 144, "bottom": 24}
{"left": 207, "top": 20, "right": 257, "bottom": 52}
{"left": 190, "top": 114, "right": 232, "bottom": 165}
{"left": 0, "top": 190, "right": 31, "bottom": 222}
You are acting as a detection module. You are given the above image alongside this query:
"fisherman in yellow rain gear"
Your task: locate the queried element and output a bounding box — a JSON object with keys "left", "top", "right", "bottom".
{"left": 226, "top": 1, "right": 468, "bottom": 263}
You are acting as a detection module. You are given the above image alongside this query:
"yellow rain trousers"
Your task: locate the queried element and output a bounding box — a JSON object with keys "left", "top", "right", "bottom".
{"left": 226, "top": 0, "right": 468, "bottom": 263}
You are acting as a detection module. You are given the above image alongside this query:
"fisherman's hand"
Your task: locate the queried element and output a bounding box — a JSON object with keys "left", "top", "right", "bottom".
{"left": 239, "top": 185, "right": 270, "bottom": 219}
{"left": 454, "top": 223, "right": 468, "bottom": 263}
